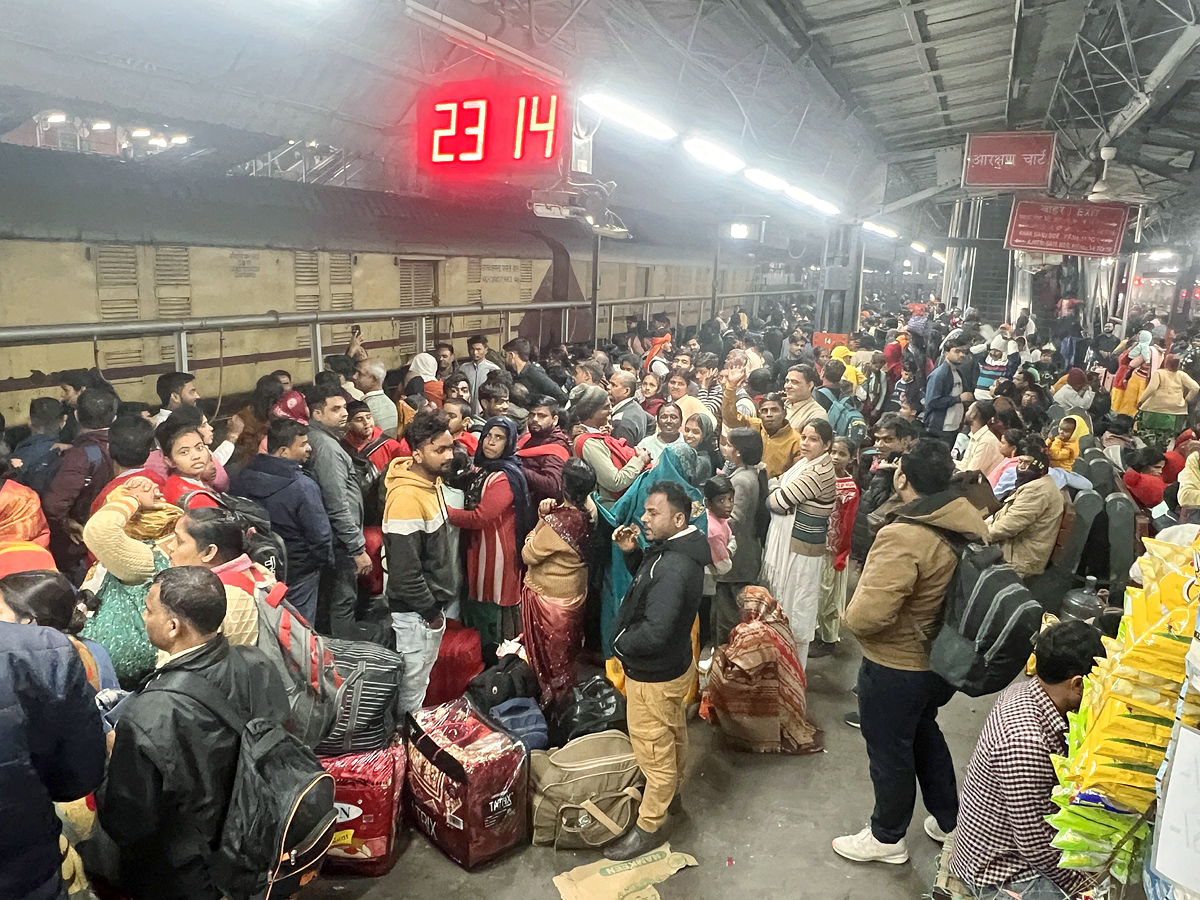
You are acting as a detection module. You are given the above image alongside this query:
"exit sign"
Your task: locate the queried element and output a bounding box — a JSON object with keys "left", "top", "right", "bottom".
{"left": 415, "top": 76, "right": 569, "bottom": 178}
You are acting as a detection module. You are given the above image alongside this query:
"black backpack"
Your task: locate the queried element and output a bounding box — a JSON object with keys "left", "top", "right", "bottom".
{"left": 466, "top": 654, "right": 539, "bottom": 710}
{"left": 345, "top": 435, "right": 391, "bottom": 526}
{"left": 916, "top": 527, "right": 1043, "bottom": 697}
{"left": 178, "top": 489, "right": 288, "bottom": 583}
{"left": 15, "top": 446, "right": 64, "bottom": 496}
{"left": 147, "top": 671, "right": 336, "bottom": 900}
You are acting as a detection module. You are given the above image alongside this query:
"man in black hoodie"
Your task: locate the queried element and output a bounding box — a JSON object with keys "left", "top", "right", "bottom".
{"left": 230, "top": 419, "right": 333, "bottom": 623}
{"left": 607, "top": 480, "right": 711, "bottom": 861}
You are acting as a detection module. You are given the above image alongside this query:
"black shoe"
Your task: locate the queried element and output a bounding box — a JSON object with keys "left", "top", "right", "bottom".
{"left": 604, "top": 825, "right": 665, "bottom": 860}
{"left": 808, "top": 640, "right": 836, "bottom": 659}
{"left": 844, "top": 711, "right": 861, "bottom": 729}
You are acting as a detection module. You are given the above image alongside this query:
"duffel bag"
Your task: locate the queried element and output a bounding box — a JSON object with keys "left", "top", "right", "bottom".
{"left": 467, "top": 653, "right": 539, "bottom": 710}
{"left": 544, "top": 675, "right": 627, "bottom": 747}
{"left": 316, "top": 638, "right": 404, "bottom": 757}
{"left": 489, "top": 697, "right": 549, "bottom": 751}
{"left": 530, "top": 730, "right": 645, "bottom": 849}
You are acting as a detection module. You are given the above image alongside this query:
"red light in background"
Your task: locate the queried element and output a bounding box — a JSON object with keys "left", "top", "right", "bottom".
{"left": 1132, "top": 277, "right": 1142, "bottom": 287}
{"left": 415, "top": 76, "right": 569, "bottom": 179}
{"left": 1192, "top": 288, "right": 1200, "bottom": 300}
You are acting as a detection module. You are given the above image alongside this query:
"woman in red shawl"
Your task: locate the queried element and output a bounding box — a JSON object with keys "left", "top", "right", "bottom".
{"left": 520, "top": 458, "right": 594, "bottom": 701}
{"left": 0, "top": 445, "right": 50, "bottom": 548}
{"left": 700, "top": 585, "right": 823, "bottom": 754}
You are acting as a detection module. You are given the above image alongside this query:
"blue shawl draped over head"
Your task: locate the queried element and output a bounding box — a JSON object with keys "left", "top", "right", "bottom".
{"left": 595, "top": 444, "right": 706, "bottom": 657}
{"left": 472, "top": 416, "right": 535, "bottom": 543}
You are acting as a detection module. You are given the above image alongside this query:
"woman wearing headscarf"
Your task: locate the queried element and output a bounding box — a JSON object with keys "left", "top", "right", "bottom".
{"left": 761, "top": 419, "right": 837, "bottom": 667}
{"left": 682, "top": 412, "right": 721, "bottom": 486}
{"left": 447, "top": 416, "right": 534, "bottom": 650}
{"left": 700, "top": 585, "right": 823, "bottom": 754}
{"left": 272, "top": 389, "right": 310, "bottom": 424}
{"left": 1138, "top": 353, "right": 1198, "bottom": 447}
{"left": 232, "top": 374, "right": 286, "bottom": 466}
{"left": 520, "top": 458, "right": 595, "bottom": 701}
{"left": 0, "top": 443, "right": 49, "bottom": 549}
{"left": 1111, "top": 330, "right": 1162, "bottom": 417}
{"left": 572, "top": 384, "right": 649, "bottom": 505}
{"left": 404, "top": 352, "right": 444, "bottom": 408}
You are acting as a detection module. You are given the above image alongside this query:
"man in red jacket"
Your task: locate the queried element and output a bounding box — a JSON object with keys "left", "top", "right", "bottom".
{"left": 342, "top": 400, "right": 406, "bottom": 596}
{"left": 516, "top": 400, "right": 570, "bottom": 505}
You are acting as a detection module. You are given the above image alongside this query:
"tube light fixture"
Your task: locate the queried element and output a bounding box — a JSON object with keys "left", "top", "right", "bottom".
{"left": 744, "top": 168, "right": 789, "bottom": 192}
{"left": 170, "top": 135, "right": 188, "bottom": 145}
{"left": 580, "top": 93, "right": 677, "bottom": 141}
{"left": 862, "top": 221, "right": 898, "bottom": 239}
{"left": 91, "top": 121, "right": 112, "bottom": 131}
{"left": 785, "top": 186, "right": 840, "bottom": 217}
{"left": 131, "top": 128, "right": 151, "bottom": 138}
{"left": 910, "top": 241, "right": 927, "bottom": 254}
{"left": 932, "top": 252, "right": 946, "bottom": 264}
{"left": 1148, "top": 249, "right": 1174, "bottom": 260}
{"left": 903, "top": 259, "right": 912, "bottom": 267}
{"left": 148, "top": 136, "right": 168, "bottom": 148}
{"left": 45, "top": 112, "right": 67, "bottom": 124}
{"left": 683, "top": 137, "right": 745, "bottom": 174}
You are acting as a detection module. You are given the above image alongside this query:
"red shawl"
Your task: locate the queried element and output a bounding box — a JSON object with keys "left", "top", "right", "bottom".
{"left": 642, "top": 332, "right": 673, "bottom": 371}
{"left": 574, "top": 432, "right": 636, "bottom": 469}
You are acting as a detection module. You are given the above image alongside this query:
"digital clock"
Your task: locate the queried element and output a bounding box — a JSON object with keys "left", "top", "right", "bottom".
{"left": 415, "top": 75, "right": 569, "bottom": 178}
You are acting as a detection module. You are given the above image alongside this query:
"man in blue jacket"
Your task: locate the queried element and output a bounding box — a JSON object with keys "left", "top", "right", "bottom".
{"left": 923, "top": 337, "right": 973, "bottom": 445}
{"left": 231, "top": 418, "right": 334, "bottom": 623}
{"left": 0, "top": 620, "right": 106, "bottom": 900}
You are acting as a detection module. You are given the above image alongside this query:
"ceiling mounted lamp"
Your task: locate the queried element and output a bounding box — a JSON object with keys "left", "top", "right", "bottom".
{"left": 682, "top": 137, "right": 745, "bottom": 174}
{"left": 580, "top": 93, "right": 677, "bottom": 141}
{"left": 91, "top": 121, "right": 112, "bottom": 131}
{"left": 44, "top": 112, "right": 67, "bottom": 124}
{"left": 148, "top": 135, "right": 168, "bottom": 148}
{"left": 785, "top": 186, "right": 840, "bottom": 217}
{"left": 130, "top": 127, "right": 151, "bottom": 138}
{"left": 170, "top": 135, "right": 188, "bottom": 145}
{"left": 910, "top": 241, "right": 927, "bottom": 254}
{"left": 932, "top": 252, "right": 946, "bottom": 264}
{"left": 743, "top": 168, "right": 789, "bottom": 192}
{"left": 862, "top": 221, "right": 898, "bottom": 239}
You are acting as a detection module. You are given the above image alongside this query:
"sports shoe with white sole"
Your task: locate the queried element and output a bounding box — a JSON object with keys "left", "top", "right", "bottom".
{"left": 924, "top": 815, "right": 951, "bottom": 843}
{"left": 832, "top": 827, "right": 909, "bottom": 864}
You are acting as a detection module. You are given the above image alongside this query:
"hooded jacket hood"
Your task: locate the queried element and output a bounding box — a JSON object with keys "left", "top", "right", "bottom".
{"left": 235, "top": 454, "right": 300, "bottom": 502}
{"left": 890, "top": 489, "right": 990, "bottom": 543}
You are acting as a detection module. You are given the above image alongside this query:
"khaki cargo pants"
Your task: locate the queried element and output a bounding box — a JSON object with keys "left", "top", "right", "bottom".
{"left": 625, "top": 663, "right": 695, "bottom": 832}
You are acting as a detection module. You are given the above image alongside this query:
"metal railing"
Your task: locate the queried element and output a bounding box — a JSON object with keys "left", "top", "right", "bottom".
{"left": 0, "top": 287, "right": 808, "bottom": 378}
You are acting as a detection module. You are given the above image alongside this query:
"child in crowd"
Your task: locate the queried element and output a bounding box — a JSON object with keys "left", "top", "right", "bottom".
{"left": 1047, "top": 414, "right": 1089, "bottom": 469}
{"left": 442, "top": 398, "right": 477, "bottom": 454}
{"left": 811, "top": 436, "right": 859, "bottom": 657}
{"left": 702, "top": 474, "right": 736, "bottom": 588}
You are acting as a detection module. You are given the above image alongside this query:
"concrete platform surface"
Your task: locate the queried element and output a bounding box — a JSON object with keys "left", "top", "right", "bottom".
{"left": 307, "top": 637, "right": 993, "bottom": 900}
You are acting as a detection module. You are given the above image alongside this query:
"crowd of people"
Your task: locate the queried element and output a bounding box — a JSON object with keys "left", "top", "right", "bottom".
{"left": 2, "top": 294, "right": 1184, "bottom": 899}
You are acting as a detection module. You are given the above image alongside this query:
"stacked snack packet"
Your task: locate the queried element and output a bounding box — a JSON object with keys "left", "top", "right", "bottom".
{"left": 1048, "top": 536, "right": 1200, "bottom": 885}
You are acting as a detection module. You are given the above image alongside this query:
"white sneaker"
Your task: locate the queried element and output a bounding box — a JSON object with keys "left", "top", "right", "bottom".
{"left": 832, "top": 826, "right": 909, "bottom": 864}
{"left": 924, "top": 815, "right": 951, "bottom": 843}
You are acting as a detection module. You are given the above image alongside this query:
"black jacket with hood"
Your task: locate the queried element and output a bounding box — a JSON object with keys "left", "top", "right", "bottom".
{"left": 96, "top": 636, "right": 290, "bottom": 900}
{"left": 614, "top": 527, "right": 711, "bottom": 682}
{"left": 231, "top": 454, "right": 334, "bottom": 579}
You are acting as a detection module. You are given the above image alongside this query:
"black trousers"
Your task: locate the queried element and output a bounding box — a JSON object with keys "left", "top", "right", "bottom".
{"left": 857, "top": 657, "right": 959, "bottom": 844}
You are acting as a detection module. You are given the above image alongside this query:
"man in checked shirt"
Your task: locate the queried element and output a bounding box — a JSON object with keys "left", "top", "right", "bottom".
{"left": 951, "top": 621, "right": 1106, "bottom": 899}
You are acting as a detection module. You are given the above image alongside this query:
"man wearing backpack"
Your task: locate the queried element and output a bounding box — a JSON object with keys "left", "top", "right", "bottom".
{"left": 833, "top": 438, "right": 989, "bottom": 866}
{"left": 12, "top": 397, "right": 67, "bottom": 489}
{"left": 42, "top": 389, "right": 117, "bottom": 583}
{"left": 232, "top": 419, "right": 333, "bottom": 624}
{"left": 98, "top": 566, "right": 290, "bottom": 900}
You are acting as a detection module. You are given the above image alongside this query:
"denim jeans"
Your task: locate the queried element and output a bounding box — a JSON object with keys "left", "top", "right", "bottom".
{"left": 391, "top": 611, "right": 446, "bottom": 716}
{"left": 286, "top": 570, "right": 321, "bottom": 625}
{"left": 969, "top": 876, "right": 1071, "bottom": 899}
{"left": 858, "top": 657, "right": 959, "bottom": 843}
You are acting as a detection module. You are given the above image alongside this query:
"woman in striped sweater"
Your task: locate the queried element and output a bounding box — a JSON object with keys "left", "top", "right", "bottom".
{"left": 761, "top": 418, "right": 837, "bottom": 668}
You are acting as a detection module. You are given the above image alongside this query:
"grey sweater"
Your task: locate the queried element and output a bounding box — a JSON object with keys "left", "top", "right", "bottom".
{"left": 304, "top": 422, "right": 365, "bottom": 557}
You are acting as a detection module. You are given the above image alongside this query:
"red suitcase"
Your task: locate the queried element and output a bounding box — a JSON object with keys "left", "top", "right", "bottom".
{"left": 321, "top": 741, "right": 406, "bottom": 876}
{"left": 405, "top": 698, "right": 528, "bottom": 869}
{"left": 423, "top": 620, "right": 485, "bottom": 707}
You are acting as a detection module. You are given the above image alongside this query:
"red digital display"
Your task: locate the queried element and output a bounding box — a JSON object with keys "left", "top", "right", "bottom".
{"left": 415, "top": 76, "right": 568, "bottom": 178}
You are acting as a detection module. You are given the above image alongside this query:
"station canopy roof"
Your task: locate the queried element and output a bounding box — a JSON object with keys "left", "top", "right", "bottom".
{"left": 2, "top": 0, "right": 1199, "bottom": 246}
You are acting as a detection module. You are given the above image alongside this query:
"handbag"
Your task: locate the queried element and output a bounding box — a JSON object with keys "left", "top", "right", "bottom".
{"left": 544, "top": 675, "right": 627, "bottom": 747}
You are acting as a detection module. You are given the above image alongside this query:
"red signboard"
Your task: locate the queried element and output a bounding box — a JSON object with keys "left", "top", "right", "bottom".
{"left": 962, "top": 132, "right": 1056, "bottom": 190}
{"left": 415, "top": 76, "right": 568, "bottom": 178}
{"left": 813, "top": 332, "right": 849, "bottom": 349}
{"left": 1004, "top": 197, "right": 1131, "bottom": 258}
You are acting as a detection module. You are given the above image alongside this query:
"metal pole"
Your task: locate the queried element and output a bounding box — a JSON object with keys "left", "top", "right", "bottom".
{"left": 590, "top": 233, "right": 601, "bottom": 350}
{"left": 417, "top": 315, "right": 428, "bottom": 353}
{"left": 173, "top": 330, "right": 190, "bottom": 372}
{"left": 309, "top": 322, "right": 323, "bottom": 380}
{"left": 711, "top": 224, "right": 721, "bottom": 320}
{"left": 1122, "top": 205, "right": 1145, "bottom": 339}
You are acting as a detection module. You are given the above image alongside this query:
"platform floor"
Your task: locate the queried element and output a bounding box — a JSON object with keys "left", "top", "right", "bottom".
{"left": 308, "top": 635, "right": 994, "bottom": 900}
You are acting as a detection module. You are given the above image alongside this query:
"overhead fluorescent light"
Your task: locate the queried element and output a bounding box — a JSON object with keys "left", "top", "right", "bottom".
{"left": 785, "top": 186, "right": 840, "bottom": 217}
{"left": 91, "top": 121, "right": 111, "bottom": 131}
{"left": 862, "top": 221, "right": 898, "bottom": 239}
{"left": 932, "top": 252, "right": 946, "bottom": 264}
{"left": 131, "top": 127, "right": 151, "bottom": 138}
{"left": 903, "top": 259, "right": 912, "bottom": 267}
{"left": 148, "top": 136, "right": 168, "bottom": 148}
{"left": 910, "top": 242, "right": 927, "bottom": 254}
{"left": 729, "top": 222, "right": 751, "bottom": 240}
{"left": 170, "top": 134, "right": 188, "bottom": 145}
{"left": 580, "top": 93, "right": 677, "bottom": 141}
{"left": 682, "top": 137, "right": 744, "bottom": 173}
{"left": 45, "top": 112, "right": 67, "bottom": 124}
{"left": 744, "top": 168, "right": 789, "bottom": 192}
{"left": 1148, "top": 249, "right": 1174, "bottom": 260}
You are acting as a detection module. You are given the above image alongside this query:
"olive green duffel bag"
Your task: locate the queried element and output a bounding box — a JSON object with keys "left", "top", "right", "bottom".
{"left": 529, "top": 730, "right": 646, "bottom": 849}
